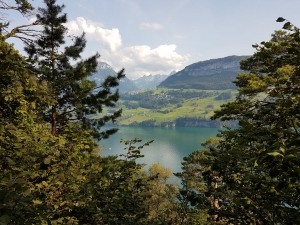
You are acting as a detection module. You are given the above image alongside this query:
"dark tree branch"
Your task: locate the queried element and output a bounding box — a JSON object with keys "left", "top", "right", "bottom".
{"left": 3, "top": 20, "right": 41, "bottom": 42}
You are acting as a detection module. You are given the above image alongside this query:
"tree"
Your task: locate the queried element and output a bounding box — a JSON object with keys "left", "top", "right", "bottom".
{"left": 0, "top": 39, "right": 152, "bottom": 224}
{"left": 177, "top": 19, "right": 300, "bottom": 224}
{"left": 175, "top": 139, "right": 218, "bottom": 224}
{"left": 25, "top": 0, "right": 124, "bottom": 140}
{"left": 136, "top": 163, "right": 209, "bottom": 225}
{"left": 0, "top": 1, "right": 156, "bottom": 224}
{"left": 0, "top": 35, "right": 97, "bottom": 224}
{"left": 138, "top": 163, "right": 181, "bottom": 224}
{"left": 70, "top": 138, "right": 154, "bottom": 224}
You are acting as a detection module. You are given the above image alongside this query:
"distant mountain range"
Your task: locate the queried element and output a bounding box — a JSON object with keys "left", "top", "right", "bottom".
{"left": 90, "top": 62, "right": 139, "bottom": 93}
{"left": 91, "top": 56, "right": 249, "bottom": 93}
{"left": 90, "top": 62, "right": 174, "bottom": 91}
{"left": 158, "top": 55, "right": 249, "bottom": 90}
{"left": 132, "top": 70, "right": 175, "bottom": 89}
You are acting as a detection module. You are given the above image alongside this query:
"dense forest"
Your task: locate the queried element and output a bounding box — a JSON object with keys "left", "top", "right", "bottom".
{"left": 115, "top": 89, "right": 235, "bottom": 127}
{"left": 1, "top": 1, "right": 300, "bottom": 224}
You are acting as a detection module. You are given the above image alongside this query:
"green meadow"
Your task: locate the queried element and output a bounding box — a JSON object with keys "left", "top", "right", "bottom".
{"left": 99, "top": 88, "right": 237, "bottom": 125}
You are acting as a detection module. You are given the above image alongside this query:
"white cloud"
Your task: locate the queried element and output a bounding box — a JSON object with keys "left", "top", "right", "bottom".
{"left": 65, "top": 17, "right": 122, "bottom": 52}
{"left": 102, "top": 44, "right": 189, "bottom": 79}
{"left": 65, "top": 17, "right": 188, "bottom": 79}
{"left": 140, "top": 22, "right": 163, "bottom": 30}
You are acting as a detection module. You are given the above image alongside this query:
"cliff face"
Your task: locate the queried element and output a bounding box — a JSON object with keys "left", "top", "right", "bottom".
{"left": 159, "top": 55, "right": 249, "bottom": 90}
{"left": 182, "top": 56, "right": 242, "bottom": 76}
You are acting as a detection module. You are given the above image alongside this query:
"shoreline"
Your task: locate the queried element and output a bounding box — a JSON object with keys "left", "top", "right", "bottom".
{"left": 106, "top": 118, "right": 237, "bottom": 128}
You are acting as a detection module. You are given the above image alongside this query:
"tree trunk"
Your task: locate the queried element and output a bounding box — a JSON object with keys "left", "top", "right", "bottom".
{"left": 51, "top": 105, "right": 57, "bottom": 135}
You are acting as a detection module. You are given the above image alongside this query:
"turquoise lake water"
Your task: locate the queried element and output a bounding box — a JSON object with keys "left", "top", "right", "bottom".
{"left": 98, "top": 126, "right": 219, "bottom": 173}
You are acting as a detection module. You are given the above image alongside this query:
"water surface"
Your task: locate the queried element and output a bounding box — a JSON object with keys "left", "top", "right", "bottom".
{"left": 99, "top": 126, "right": 219, "bottom": 173}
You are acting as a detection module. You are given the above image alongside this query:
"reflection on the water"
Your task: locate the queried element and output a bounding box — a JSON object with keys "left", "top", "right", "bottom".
{"left": 99, "top": 126, "right": 219, "bottom": 173}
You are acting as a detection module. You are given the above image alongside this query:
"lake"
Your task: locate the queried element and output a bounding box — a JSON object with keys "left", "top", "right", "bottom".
{"left": 98, "top": 126, "right": 219, "bottom": 173}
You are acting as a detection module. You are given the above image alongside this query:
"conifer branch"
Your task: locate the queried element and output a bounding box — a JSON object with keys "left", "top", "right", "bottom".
{"left": 3, "top": 21, "right": 41, "bottom": 43}
{"left": 0, "top": 0, "right": 33, "bottom": 15}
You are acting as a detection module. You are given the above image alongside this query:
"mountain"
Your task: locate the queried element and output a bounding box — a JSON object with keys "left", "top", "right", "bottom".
{"left": 169, "top": 70, "right": 177, "bottom": 76}
{"left": 158, "top": 55, "right": 249, "bottom": 90}
{"left": 90, "top": 62, "right": 139, "bottom": 93}
{"left": 132, "top": 73, "right": 171, "bottom": 89}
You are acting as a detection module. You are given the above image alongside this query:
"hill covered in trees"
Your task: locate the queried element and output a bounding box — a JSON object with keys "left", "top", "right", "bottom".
{"left": 158, "top": 55, "right": 249, "bottom": 89}
{"left": 108, "top": 88, "right": 237, "bottom": 127}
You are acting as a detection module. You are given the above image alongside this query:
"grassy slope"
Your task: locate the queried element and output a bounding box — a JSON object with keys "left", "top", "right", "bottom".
{"left": 100, "top": 88, "right": 237, "bottom": 125}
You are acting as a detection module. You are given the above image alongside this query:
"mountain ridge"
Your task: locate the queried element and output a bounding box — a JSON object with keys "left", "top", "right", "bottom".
{"left": 132, "top": 72, "right": 172, "bottom": 89}
{"left": 158, "top": 55, "right": 249, "bottom": 90}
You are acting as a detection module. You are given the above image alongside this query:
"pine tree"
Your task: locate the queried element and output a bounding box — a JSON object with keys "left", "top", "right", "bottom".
{"left": 25, "top": 0, "right": 124, "bottom": 140}
{"left": 0, "top": 1, "right": 165, "bottom": 224}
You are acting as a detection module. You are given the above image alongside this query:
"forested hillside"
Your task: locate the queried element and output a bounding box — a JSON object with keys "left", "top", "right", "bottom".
{"left": 158, "top": 55, "right": 248, "bottom": 89}
{"left": 107, "top": 88, "right": 237, "bottom": 127}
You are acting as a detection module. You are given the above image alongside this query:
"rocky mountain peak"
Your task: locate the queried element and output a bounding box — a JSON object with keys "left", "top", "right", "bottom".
{"left": 97, "top": 61, "right": 113, "bottom": 70}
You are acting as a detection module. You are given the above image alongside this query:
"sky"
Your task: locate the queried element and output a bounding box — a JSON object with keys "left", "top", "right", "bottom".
{"left": 6, "top": 0, "right": 300, "bottom": 79}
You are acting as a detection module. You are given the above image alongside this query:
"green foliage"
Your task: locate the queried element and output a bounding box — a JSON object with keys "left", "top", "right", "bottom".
{"left": 139, "top": 164, "right": 182, "bottom": 224}
{"left": 0, "top": 35, "right": 50, "bottom": 121}
{"left": 178, "top": 19, "right": 300, "bottom": 224}
{"left": 135, "top": 163, "right": 208, "bottom": 225}
{"left": 121, "top": 89, "right": 215, "bottom": 110}
{"left": 5, "top": 0, "right": 34, "bottom": 14}
{"left": 0, "top": 39, "right": 101, "bottom": 223}
{"left": 24, "top": 0, "right": 125, "bottom": 138}
{"left": 1, "top": 3, "right": 183, "bottom": 222}
{"left": 112, "top": 89, "right": 237, "bottom": 126}
{"left": 0, "top": 120, "right": 154, "bottom": 224}
{"left": 67, "top": 138, "right": 154, "bottom": 224}
{"left": 214, "top": 92, "right": 232, "bottom": 100}
{"left": 0, "top": 1, "right": 158, "bottom": 224}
